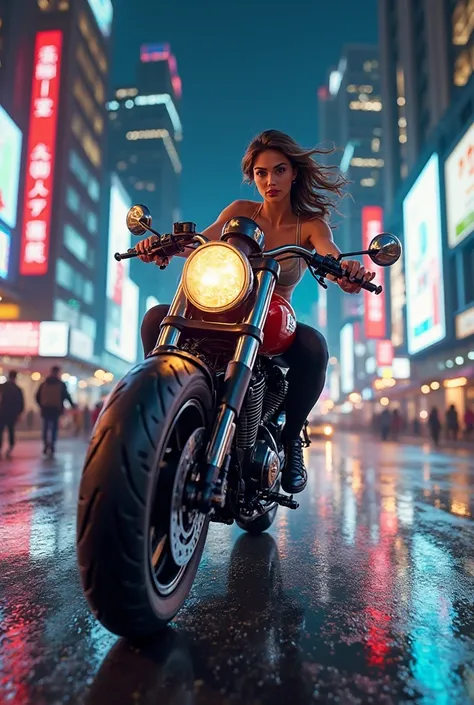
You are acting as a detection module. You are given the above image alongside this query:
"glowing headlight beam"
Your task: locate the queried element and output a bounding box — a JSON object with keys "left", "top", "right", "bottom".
{"left": 182, "top": 242, "right": 253, "bottom": 313}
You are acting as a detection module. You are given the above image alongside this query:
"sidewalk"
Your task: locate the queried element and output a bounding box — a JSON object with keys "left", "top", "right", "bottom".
{"left": 342, "top": 428, "right": 474, "bottom": 453}
{"left": 16, "top": 429, "right": 86, "bottom": 441}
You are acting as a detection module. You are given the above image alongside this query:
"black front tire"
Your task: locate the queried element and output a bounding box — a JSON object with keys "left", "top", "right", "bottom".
{"left": 76, "top": 353, "right": 213, "bottom": 640}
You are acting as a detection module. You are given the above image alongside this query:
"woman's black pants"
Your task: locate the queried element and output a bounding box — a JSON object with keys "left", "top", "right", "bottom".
{"left": 141, "top": 305, "right": 329, "bottom": 440}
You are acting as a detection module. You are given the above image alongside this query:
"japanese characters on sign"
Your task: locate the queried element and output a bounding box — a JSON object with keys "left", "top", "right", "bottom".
{"left": 362, "top": 206, "right": 386, "bottom": 339}
{"left": 20, "top": 31, "right": 63, "bottom": 275}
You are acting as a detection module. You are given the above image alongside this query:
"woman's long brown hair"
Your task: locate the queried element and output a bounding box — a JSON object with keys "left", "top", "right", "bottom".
{"left": 241, "top": 129, "right": 348, "bottom": 221}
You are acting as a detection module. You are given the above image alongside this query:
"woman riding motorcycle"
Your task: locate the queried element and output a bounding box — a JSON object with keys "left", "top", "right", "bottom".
{"left": 137, "top": 129, "right": 375, "bottom": 496}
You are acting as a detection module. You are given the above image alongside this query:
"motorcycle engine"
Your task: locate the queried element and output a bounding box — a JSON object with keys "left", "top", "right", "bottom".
{"left": 249, "top": 440, "right": 281, "bottom": 490}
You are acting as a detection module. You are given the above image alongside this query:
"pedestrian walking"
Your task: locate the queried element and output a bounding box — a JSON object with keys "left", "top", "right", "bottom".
{"left": 445, "top": 404, "right": 459, "bottom": 441}
{"left": 464, "top": 406, "right": 474, "bottom": 439}
{"left": 36, "top": 366, "right": 76, "bottom": 457}
{"left": 391, "top": 409, "right": 402, "bottom": 441}
{"left": 380, "top": 407, "right": 391, "bottom": 441}
{"left": 428, "top": 407, "right": 441, "bottom": 446}
{"left": 0, "top": 371, "right": 25, "bottom": 459}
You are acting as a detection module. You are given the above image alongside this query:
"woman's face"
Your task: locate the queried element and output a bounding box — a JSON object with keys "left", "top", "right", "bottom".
{"left": 252, "top": 149, "right": 296, "bottom": 204}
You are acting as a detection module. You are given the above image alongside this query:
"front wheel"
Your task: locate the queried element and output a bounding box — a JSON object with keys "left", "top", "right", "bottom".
{"left": 76, "top": 354, "right": 214, "bottom": 639}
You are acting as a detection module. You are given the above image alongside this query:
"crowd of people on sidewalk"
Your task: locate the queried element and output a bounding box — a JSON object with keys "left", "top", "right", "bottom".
{"left": 373, "top": 403, "right": 474, "bottom": 445}
{"left": 0, "top": 366, "right": 105, "bottom": 459}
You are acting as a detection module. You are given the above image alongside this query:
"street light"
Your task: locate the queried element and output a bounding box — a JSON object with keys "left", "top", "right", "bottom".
{"left": 380, "top": 397, "right": 389, "bottom": 406}
{"left": 421, "top": 385, "right": 430, "bottom": 394}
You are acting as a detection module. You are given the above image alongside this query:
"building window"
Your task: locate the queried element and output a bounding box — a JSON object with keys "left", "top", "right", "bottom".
{"left": 37, "top": 0, "right": 69, "bottom": 9}
{"left": 73, "top": 272, "right": 84, "bottom": 298}
{"left": 54, "top": 298, "right": 80, "bottom": 327}
{"left": 78, "top": 13, "right": 107, "bottom": 75}
{"left": 350, "top": 157, "right": 384, "bottom": 168}
{"left": 64, "top": 224, "right": 89, "bottom": 264}
{"left": 116, "top": 87, "right": 138, "bottom": 99}
{"left": 69, "top": 150, "right": 100, "bottom": 202}
{"left": 66, "top": 186, "right": 81, "bottom": 214}
{"left": 76, "top": 44, "right": 105, "bottom": 105}
{"left": 454, "top": 47, "right": 473, "bottom": 85}
{"left": 86, "top": 211, "right": 98, "bottom": 234}
{"left": 80, "top": 313, "right": 96, "bottom": 339}
{"left": 56, "top": 259, "right": 73, "bottom": 289}
{"left": 71, "top": 112, "right": 102, "bottom": 168}
{"left": 73, "top": 78, "right": 104, "bottom": 134}
{"left": 371, "top": 137, "right": 381, "bottom": 153}
{"left": 83, "top": 281, "right": 94, "bottom": 305}
{"left": 452, "top": 0, "right": 472, "bottom": 45}
{"left": 349, "top": 99, "right": 382, "bottom": 111}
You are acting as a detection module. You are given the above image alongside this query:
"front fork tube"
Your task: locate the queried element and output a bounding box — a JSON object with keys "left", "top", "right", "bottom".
{"left": 197, "top": 268, "right": 277, "bottom": 510}
{"left": 152, "top": 284, "right": 187, "bottom": 351}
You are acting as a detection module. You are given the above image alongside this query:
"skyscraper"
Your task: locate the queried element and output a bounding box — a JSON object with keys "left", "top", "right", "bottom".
{"left": 0, "top": 0, "right": 113, "bottom": 397}
{"left": 378, "top": 0, "right": 473, "bottom": 214}
{"left": 106, "top": 42, "right": 183, "bottom": 309}
{"left": 107, "top": 43, "right": 182, "bottom": 235}
{"left": 318, "top": 45, "right": 385, "bottom": 363}
{"left": 378, "top": 0, "right": 474, "bottom": 419}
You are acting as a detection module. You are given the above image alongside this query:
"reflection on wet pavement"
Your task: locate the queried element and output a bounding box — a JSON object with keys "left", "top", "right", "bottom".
{"left": 0, "top": 435, "right": 473, "bottom": 704}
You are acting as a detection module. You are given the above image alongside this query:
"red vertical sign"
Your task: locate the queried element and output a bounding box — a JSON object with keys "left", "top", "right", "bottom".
{"left": 19, "top": 31, "right": 63, "bottom": 275}
{"left": 362, "top": 206, "right": 386, "bottom": 339}
{"left": 376, "top": 339, "right": 394, "bottom": 367}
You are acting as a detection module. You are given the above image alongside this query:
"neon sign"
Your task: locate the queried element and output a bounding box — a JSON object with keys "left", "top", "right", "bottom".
{"left": 20, "top": 31, "right": 63, "bottom": 276}
{"left": 140, "top": 43, "right": 182, "bottom": 100}
{"left": 362, "top": 206, "right": 386, "bottom": 339}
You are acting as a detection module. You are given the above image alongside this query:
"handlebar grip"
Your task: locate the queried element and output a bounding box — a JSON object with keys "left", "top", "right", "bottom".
{"left": 361, "top": 280, "right": 383, "bottom": 295}
{"left": 338, "top": 266, "right": 383, "bottom": 295}
{"left": 114, "top": 249, "right": 138, "bottom": 261}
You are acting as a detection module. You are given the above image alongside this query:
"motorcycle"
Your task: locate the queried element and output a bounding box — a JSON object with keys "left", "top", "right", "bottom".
{"left": 76, "top": 206, "right": 401, "bottom": 639}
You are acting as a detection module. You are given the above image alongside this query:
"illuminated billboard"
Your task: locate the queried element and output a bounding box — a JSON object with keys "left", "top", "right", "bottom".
{"left": 362, "top": 206, "right": 386, "bottom": 339}
{"left": 403, "top": 154, "right": 446, "bottom": 355}
{"left": 340, "top": 323, "right": 354, "bottom": 394}
{"left": 0, "top": 321, "right": 68, "bottom": 357}
{"left": 87, "top": 0, "right": 113, "bottom": 38}
{"left": 105, "top": 175, "right": 139, "bottom": 364}
{"left": 445, "top": 122, "right": 474, "bottom": 248}
{"left": 20, "top": 31, "right": 63, "bottom": 276}
{"left": 0, "top": 106, "right": 22, "bottom": 229}
{"left": 0, "top": 224, "right": 11, "bottom": 279}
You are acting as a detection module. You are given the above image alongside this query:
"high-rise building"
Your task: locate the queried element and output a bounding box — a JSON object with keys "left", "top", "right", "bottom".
{"left": 0, "top": 0, "right": 114, "bottom": 404}
{"left": 318, "top": 45, "right": 385, "bottom": 371}
{"left": 107, "top": 43, "right": 182, "bottom": 234}
{"left": 379, "top": 0, "right": 473, "bottom": 214}
{"left": 106, "top": 42, "right": 183, "bottom": 311}
{"left": 378, "top": 0, "right": 474, "bottom": 420}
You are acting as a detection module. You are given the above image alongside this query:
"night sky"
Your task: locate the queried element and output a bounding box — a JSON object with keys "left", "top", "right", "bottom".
{"left": 112, "top": 0, "right": 378, "bottom": 230}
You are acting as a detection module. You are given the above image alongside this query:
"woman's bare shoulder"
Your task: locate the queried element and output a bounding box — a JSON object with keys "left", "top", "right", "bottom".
{"left": 221, "top": 199, "right": 260, "bottom": 218}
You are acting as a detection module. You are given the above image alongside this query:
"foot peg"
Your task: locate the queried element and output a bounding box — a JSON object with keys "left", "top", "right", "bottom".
{"left": 261, "top": 490, "right": 299, "bottom": 510}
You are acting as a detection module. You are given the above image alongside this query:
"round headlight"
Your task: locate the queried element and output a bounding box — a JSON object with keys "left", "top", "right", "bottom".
{"left": 183, "top": 242, "right": 253, "bottom": 313}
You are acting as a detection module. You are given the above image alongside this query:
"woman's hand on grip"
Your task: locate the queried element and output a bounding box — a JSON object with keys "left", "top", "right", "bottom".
{"left": 338, "top": 260, "right": 375, "bottom": 294}
{"left": 136, "top": 235, "right": 159, "bottom": 263}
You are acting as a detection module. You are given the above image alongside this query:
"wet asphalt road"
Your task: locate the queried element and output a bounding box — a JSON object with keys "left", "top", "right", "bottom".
{"left": 1, "top": 435, "right": 474, "bottom": 705}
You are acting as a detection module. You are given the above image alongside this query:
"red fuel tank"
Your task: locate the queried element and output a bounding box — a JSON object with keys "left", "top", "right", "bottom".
{"left": 260, "top": 293, "right": 297, "bottom": 357}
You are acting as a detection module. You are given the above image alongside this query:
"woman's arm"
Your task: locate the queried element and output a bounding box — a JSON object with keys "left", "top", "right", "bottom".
{"left": 306, "top": 219, "right": 375, "bottom": 294}
{"left": 136, "top": 200, "right": 252, "bottom": 263}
